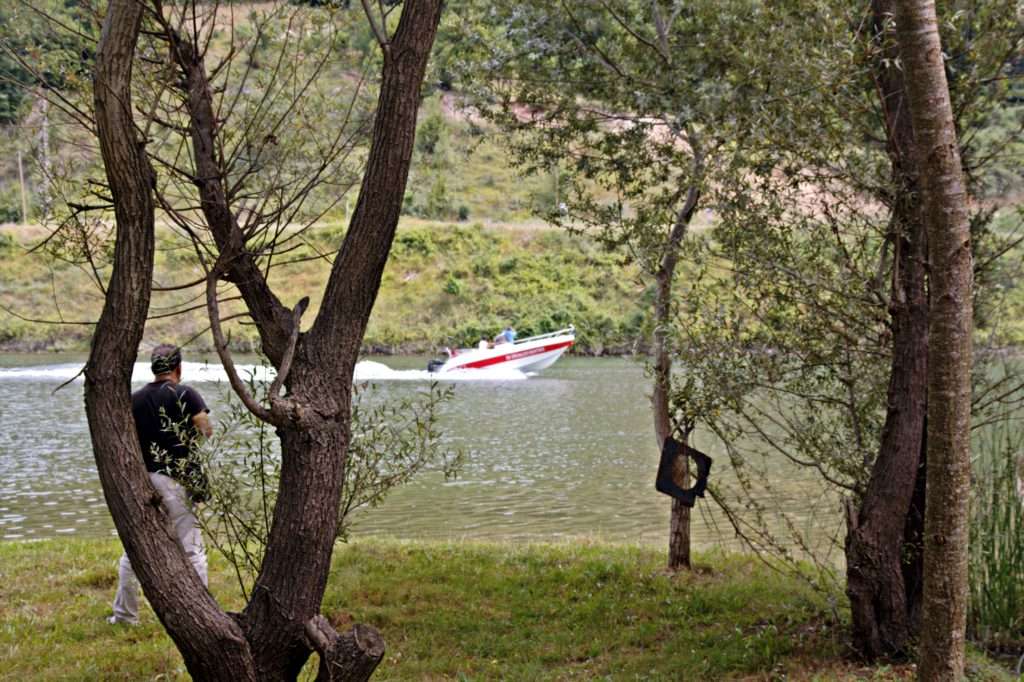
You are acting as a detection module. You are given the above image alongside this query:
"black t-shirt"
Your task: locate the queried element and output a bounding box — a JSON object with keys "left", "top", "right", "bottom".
{"left": 132, "top": 380, "right": 209, "bottom": 475}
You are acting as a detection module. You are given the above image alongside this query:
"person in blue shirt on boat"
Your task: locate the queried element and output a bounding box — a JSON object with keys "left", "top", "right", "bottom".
{"left": 493, "top": 326, "right": 516, "bottom": 345}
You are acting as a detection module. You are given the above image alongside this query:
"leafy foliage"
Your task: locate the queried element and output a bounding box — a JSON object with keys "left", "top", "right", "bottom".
{"left": 0, "top": 0, "right": 95, "bottom": 125}
{"left": 197, "top": 364, "right": 461, "bottom": 598}
{"left": 676, "top": 0, "right": 1022, "bottom": 574}
{"left": 969, "top": 403, "right": 1024, "bottom": 649}
{"left": 450, "top": 0, "right": 1024, "bottom": 577}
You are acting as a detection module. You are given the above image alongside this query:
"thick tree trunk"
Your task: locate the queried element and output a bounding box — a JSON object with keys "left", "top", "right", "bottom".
{"left": 240, "top": 5, "right": 444, "bottom": 675}
{"left": 86, "top": 3, "right": 257, "bottom": 679}
{"left": 240, "top": 368, "right": 355, "bottom": 679}
{"left": 657, "top": 186, "right": 699, "bottom": 571}
{"left": 845, "top": 0, "right": 929, "bottom": 659}
{"left": 87, "top": 1, "right": 443, "bottom": 679}
{"left": 893, "top": 1, "right": 974, "bottom": 678}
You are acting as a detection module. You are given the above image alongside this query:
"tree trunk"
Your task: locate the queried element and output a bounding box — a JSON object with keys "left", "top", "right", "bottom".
{"left": 86, "top": 3, "right": 257, "bottom": 679}
{"left": 87, "top": 0, "right": 444, "bottom": 679}
{"left": 893, "top": 1, "right": 974, "bottom": 678}
{"left": 165, "top": 24, "right": 293, "bottom": 363}
{"left": 844, "top": 0, "right": 929, "bottom": 659}
{"left": 240, "top": 371, "right": 355, "bottom": 679}
{"left": 657, "top": 186, "right": 699, "bottom": 571}
{"left": 38, "top": 96, "right": 51, "bottom": 219}
{"left": 241, "top": 5, "right": 444, "bottom": 674}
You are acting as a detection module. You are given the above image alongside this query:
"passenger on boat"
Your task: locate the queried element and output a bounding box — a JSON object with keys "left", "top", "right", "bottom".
{"left": 494, "top": 326, "right": 516, "bottom": 345}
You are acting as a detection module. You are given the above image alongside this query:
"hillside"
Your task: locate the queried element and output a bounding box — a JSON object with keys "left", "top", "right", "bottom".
{"left": 0, "top": 0, "right": 1020, "bottom": 355}
{"left": 0, "top": 218, "right": 647, "bottom": 355}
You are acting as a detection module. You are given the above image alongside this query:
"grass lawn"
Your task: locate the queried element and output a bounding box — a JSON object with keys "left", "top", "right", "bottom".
{"left": 0, "top": 537, "right": 1013, "bottom": 680}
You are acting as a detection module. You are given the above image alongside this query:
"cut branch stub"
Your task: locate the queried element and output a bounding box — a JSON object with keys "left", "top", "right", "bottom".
{"left": 305, "top": 615, "right": 385, "bottom": 682}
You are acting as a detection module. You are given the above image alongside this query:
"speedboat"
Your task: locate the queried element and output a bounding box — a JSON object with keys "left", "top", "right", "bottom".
{"left": 427, "top": 326, "right": 575, "bottom": 374}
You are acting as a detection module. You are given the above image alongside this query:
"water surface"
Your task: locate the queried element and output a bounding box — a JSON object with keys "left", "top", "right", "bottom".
{"left": 0, "top": 354, "right": 842, "bottom": 555}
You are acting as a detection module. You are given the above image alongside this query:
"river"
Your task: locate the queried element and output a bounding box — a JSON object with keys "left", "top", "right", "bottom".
{"left": 0, "top": 354, "right": 843, "bottom": 558}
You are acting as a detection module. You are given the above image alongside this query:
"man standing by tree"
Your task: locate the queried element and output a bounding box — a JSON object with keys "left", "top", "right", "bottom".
{"left": 109, "top": 345, "right": 213, "bottom": 625}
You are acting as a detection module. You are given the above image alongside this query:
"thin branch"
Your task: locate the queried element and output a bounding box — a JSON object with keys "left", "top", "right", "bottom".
{"left": 206, "top": 267, "right": 277, "bottom": 425}
{"left": 361, "top": 0, "right": 389, "bottom": 50}
{"left": 0, "top": 302, "right": 95, "bottom": 326}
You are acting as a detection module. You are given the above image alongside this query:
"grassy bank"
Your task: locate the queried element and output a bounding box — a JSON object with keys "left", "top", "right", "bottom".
{"left": 0, "top": 537, "right": 1013, "bottom": 680}
{"left": 0, "top": 220, "right": 645, "bottom": 355}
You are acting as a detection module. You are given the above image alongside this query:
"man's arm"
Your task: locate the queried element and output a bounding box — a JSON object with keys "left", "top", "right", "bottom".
{"left": 192, "top": 412, "right": 213, "bottom": 439}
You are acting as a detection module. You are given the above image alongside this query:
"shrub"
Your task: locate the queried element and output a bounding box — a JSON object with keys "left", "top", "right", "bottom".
{"left": 969, "top": 418, "right": 1024, "bottom": 649}
{"left": 198, "top": 368, "right": 461, "bottom": 597}
{"left": 394, "top": 228, "right": 435, "bottom": 256}
{"left": 443, "top": 273, "right": 462, "bottom": 296}
{"left": 416, "top": 113, "right": 446, "bottom": 156}
{"left": 425, "top": 177, "right": 451, "bottom": 219}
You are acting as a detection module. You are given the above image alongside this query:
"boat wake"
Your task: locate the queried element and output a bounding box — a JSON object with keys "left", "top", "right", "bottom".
{"left": 354, "top": 361, "right": 528, "bottom": 382}
{"left": 0, "top": 360, "right": 528, "bottom": 384}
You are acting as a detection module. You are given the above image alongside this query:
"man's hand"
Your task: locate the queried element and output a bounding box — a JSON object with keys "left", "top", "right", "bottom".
{"left": 192, "top": 412, "right": 213, "bottom": 439}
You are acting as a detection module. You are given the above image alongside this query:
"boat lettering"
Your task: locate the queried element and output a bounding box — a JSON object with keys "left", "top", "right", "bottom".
{"left": 505, "top": 347, "right": 545, "bottom": 361}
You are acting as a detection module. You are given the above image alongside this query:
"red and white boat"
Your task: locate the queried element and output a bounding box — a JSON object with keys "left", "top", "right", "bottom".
{"left": 427, "top": 326, "right": 575, "bottom": 374}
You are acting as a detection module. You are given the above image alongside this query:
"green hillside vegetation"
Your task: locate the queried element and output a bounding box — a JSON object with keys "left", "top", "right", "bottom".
{"left": 0, "top": 0, "right": 1020, "bottom": 355}
{"left": 2, "top": 110, "right": 1022, "bottom": 355}
{"left": 0, "top": 218, "right": 646, "bottom": 354}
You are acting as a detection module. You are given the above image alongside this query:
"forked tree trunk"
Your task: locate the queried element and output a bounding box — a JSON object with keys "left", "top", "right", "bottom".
{"left": 86, "top": 1, "right": 443, "bottom": 679}
{"left": 844, "top": 0, "right": 929, "bottom": 659}
{"left": 893, "top": 1, "right": 974, "bottom": 678}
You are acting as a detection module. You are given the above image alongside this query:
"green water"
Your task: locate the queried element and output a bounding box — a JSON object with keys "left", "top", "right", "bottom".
{"left": 0, "top": 355, "right": 842, "bottom": 556}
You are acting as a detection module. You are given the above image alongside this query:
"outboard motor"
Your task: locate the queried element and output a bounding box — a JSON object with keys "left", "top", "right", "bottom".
{"left": 427, "top": 358, "right": 446, "bottom": 373}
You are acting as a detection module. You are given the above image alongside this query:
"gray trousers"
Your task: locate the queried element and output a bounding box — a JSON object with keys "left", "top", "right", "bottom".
{"left": 110, "top": 472, "right": 208, "bottom": 624}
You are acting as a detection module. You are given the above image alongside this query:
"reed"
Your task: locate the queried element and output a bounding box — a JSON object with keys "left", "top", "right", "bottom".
{"left": 969, "top": 419, "right": 1024, "bottom": 649}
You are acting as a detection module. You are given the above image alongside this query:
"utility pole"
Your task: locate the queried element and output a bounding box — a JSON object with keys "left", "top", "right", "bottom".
{"left": 17, "top": 149, "right": 28, "bottom": 225}
{"left": 39, "top": 97, "right": 52, "bottom": 220}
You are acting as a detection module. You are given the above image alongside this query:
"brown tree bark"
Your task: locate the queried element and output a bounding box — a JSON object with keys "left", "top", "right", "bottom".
{"left": 86, "top": 3, "right": 257, "bottom": 679}
{"left": 159, "top": 18, "right": 294, "bottom": 365}
{"left": 240, "top": 6, "right": 443, "bottom": 677}
{"left": 306, "top": 617, "right": 385, "bottom": 682}
{"left": 86, "top": 0, "right": 444, "bottom": 679}
{"left": 657, "top": 185, "right": 700, "bottom": 571}
{"left": 844, "top": 0, "right": 929, "bottom": 660}
{"left": 893, "top": 0, "right": 974, "bottom": 678}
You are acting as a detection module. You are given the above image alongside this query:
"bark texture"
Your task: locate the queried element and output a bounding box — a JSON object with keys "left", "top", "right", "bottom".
{"left": 241, "top": 5, "right": 443, "bottom": 676}
{"left": 306, "top": 617, "right": 385, "bottom": 682}
{"left": 656, "top": 186, "right": 700, "bottom": 571}
{"left": 893, "top": 1, "right": 973, "bottom": 678}
{"left": 87, "top": 1, "right": 444, "bottom": 679}
{"left": 86, "top": 3, "right": 257, "bottom": 679}
{"left": 844, "top": 0, "right": 929, "bottom": 660}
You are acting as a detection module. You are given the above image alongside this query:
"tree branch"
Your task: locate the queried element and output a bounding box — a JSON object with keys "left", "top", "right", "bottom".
{"left": 206, "top": 266, "right": 277, "bottom": 426}
{"left": 360, "top": 0, "right": 390, "bottom": 51}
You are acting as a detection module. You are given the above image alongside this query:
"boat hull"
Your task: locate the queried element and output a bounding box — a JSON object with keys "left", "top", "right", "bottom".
{"left": 429, "top": 332, "right": 574, "bottom": 374}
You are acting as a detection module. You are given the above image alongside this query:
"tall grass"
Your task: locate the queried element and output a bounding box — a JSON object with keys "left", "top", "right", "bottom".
{"left": 969, "top": 419, "right": 1024, "bottom": 648}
